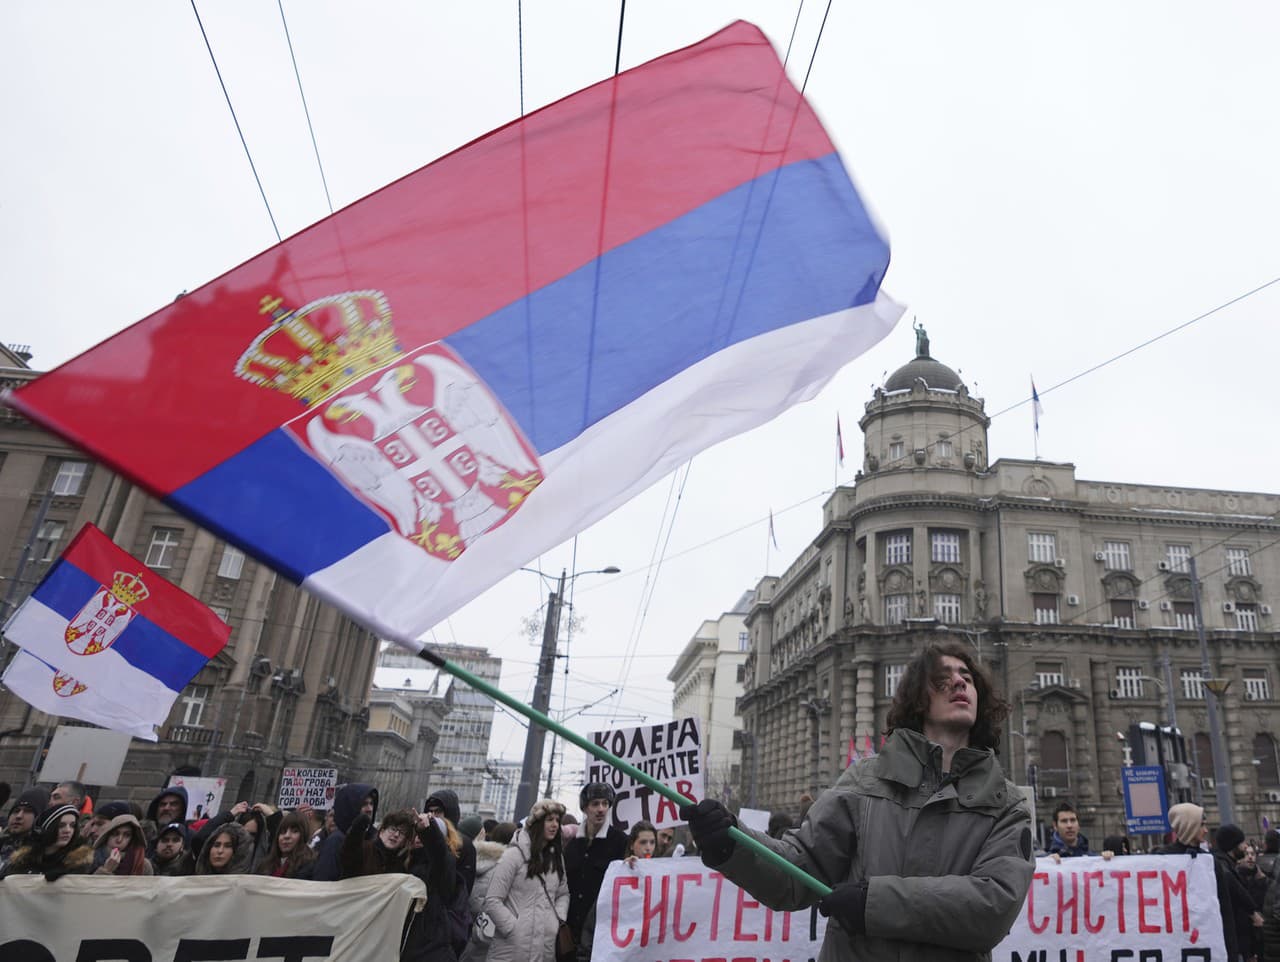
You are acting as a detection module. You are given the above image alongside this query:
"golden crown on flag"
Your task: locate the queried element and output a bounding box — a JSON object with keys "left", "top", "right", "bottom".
{"left": 111, "top": 571, "right": 150, "bottom": 607}
{"left": 235, "top": 290, "right": 404, "bottom": 405}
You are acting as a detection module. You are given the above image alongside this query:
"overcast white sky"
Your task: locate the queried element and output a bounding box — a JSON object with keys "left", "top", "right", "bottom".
{"left": 5, "top": 2, "right": 1279, "bottom": 804}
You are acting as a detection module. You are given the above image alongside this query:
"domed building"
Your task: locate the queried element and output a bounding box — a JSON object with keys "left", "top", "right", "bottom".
{"left": 735, "top": 325, "right": 1280, "bottom": 845}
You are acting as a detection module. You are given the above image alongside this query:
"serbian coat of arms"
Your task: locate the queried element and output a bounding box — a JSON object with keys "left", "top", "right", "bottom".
{"left": 64, "top": 571, "right": 150, "bottom": 656}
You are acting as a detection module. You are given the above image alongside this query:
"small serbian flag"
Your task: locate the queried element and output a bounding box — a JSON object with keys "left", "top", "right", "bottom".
{"left": 836, "top": 414, "right": 846, "bottom": 466}
{"left": 1, "top": 651, "right": 161, "bottom": 741}
{"left": 7, "top": 22, "right": 900, "bottom": 646}
{"left": 1, "top": 524, "right": 229, "bottom": 734}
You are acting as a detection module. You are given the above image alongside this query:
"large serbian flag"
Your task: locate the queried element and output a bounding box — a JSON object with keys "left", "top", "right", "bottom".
{"left": 8, "top": 22, "right": 900, "bottom": 646}
{"left": 0, "top": 524, "right": 230, "bottom": 738}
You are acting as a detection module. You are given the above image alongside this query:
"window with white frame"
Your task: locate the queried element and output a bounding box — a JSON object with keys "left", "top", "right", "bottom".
{"left": 1173, "top": 602, "right": 1196, "bottom": 631}
{"left": 1244, "top": 669, "right": 1271, "bottom": 701}
{"left": 179, "top": 684, "right": 211, "bottom": 727}
{"left": 217, "top": 545, "right": 245, "bottom": 580}
{"left": 1180, "top": 669, "right": 1204, "bottom": 700}
{"left": 209, "top": 606, "right": 230, "bottom": 623}
{"left": 36, "top": 520, "right": 65, "bottom": 562}
{"left": 1115, "top": 666, "right": 1145, "bottom": 699}
{"left": 884, "top": 663, "right": 906, "bottom": 698}
{"left": 1032, "top": 593, "right": 1059, "bottom": 625}
{"left": 931, "top": 531, "right": 961, "bottom": 563}
{"left": 1028, "top": 532, "right": 1057, "bottom": 564}
{"left": 933, "top": 593, "right": 962, "bottom": 623}
{"left": 888, "top": 441, "right": 905, "bottom": 461}
{"left": 1035, "top": 663, "right": 1065, "bottom": 688}
{"left": 1226, "top": 547, "right": 1252, "bottom": 577}
{"left": 936, "top": 439, "right": 953, "bottom": 459}
{"left": 51, "top": 460, "right": 87, "bottom": 496}
{"left": 738, "top": 631, "right": 750, "bottom": 652}
{"left": 1236, "top": 604, "right": 1260, "bottom": 632}
{"left": 885, "top": 532, "right": 911, "bottom": 566}
{"left": 1166, "top": 544, "right": 1192, "bottom": 574}
{"left": 144, "top": 527, "right": 182, "bottom": 569}
{"left": 1102, "top": 541, "right": 1131, "bottom": 571}
{"left": 1110, "top": 599, "right": 1136, "bottom": 629}
{"left": 884, "top": 594, "right": 910, "bottom": 625}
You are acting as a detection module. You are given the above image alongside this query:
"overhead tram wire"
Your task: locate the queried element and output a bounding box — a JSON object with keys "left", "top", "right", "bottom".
{"left": 189, "top": 0, "right": 281, "bottom": 243}
{"left": 277, "top": 0, "right": 334, "bottom": 214}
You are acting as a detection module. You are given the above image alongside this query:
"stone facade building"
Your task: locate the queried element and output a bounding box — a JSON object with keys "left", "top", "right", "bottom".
{"left": 0, "top": 346, "right": 434, "bottom": 806}
{"left": 668, "top": 590, "right": 753, "bottom": 804}
{"left": 738, "top": 329, "right": 1280, "bottom": 842}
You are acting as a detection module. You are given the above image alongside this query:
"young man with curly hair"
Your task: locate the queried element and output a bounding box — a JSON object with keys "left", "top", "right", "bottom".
{"left": 681, "top": 640, "right": 1035, "bottom": 961}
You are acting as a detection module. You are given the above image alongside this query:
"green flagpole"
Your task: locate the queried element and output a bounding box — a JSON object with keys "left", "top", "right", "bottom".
{"left": 416, "top": 647, "right": 832, "bottom": 897}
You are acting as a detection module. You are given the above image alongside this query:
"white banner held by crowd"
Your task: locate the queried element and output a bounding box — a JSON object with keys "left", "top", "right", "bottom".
{"left": 278, "top": 767, "right": 338, "bottom": 809}
{"left": 586, "top": 717, "right": 704, "bottom": 830}
{"left": 591, "top": 859, "right": 826, "bottom": 962}
{"left": 993, "top": 853, "right": 1226, "bottom": 961}
{"left": 0, "top": 874, "right": 425, "bottom": 962}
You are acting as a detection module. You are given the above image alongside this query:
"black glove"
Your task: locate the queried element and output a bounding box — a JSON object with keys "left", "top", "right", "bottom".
{"left": 678, "top": 799, "right": 737, "bottom": 866}
{"left": 817, "top": 880, "right": 869, "bottom": 936}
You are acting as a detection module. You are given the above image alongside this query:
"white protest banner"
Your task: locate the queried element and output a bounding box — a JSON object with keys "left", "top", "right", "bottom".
{"left": 278, "top": 766, "right": 339, "bottom": 809}
{"left": 736, "top": 807, "right": 771, "bottom": 834}
{"left": 591, "top": 858, "right": 826, "bottom": 962}
{"left": 587, "top": 717, "right": 704, "bottom": 830}
{"left": 0, "top": 873, "right": 424, "bottom": 961}
{"left": 993, "top": 853, "right": 1226, "bottom": 962}
{"left": 167, "top": 774, "right": 227, "bottom": 819}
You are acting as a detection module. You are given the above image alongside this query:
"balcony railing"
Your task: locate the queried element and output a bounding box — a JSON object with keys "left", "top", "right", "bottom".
{"left": 167, "top": 724, "right": 215, "bottom": 745}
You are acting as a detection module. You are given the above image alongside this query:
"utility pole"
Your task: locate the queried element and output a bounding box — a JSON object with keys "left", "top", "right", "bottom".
{"left": 515, "top": 569, "right": 565, "bottom": 819}
{"left": 1190, "top": 557, "right": 1234, "bottom": 823}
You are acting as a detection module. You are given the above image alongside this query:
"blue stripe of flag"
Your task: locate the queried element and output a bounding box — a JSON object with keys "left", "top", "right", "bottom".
{"left": 35, "top": 561, "right": 210, "bottom": 692}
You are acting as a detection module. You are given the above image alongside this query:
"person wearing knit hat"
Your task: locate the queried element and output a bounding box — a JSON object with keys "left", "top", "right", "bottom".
{"left": 459, "top": 814, "right": 485, "bottom": 842}
{"left": 565, "top": 782, "right": 627, "bottom": 947}
{"left": 1212, "top": 823, "right": 1263, "bottom": 959}
{"left": 0, "top": 803, "right": 93, "bottom": 880}
{"left": 484, "top": 799, "right": 569, "bottom": 962}
{"left": 1166, "top": 802, "right": 1208, "bottom": 848}
{"left": 0, "top": 787, "right": 50, "bottom": 871}
{"left": 84, "top": 800, "right": 133, "bottom": 846}
{"left": 1216, "top": 823, "right": 1247, "bottom": 858}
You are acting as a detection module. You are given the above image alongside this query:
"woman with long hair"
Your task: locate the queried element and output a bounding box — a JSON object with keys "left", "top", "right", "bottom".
{"left": 484, "top": 799, "right": 569, "bottom": 962}
{"left": 91, "top": 813, "right": 153, "bottom": 876}
{"left": 256, "top": 811, "right": 316, "bottom": 879}
{"left": 193, "top": 821, "right": 257, "bottom": 875}
{"left": 0, "top": 804, "right": 92, "bottom": 880}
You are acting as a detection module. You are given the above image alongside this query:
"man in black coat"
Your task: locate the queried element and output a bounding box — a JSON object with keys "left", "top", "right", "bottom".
{"left": 564, "top": 782, "right": 627, "bottom": 944}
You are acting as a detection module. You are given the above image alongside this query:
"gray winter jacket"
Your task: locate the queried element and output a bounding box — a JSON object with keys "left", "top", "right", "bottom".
{"left": 484, "top": 831, "right": 569, "bottom": 962}
{"left": 714, "top": 727, "right": 1034, "bottom": 962}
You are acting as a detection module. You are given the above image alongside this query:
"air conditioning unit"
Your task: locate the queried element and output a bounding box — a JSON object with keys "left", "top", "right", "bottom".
{"left": 1137, "top": 599, "right": 1150, "bottom": 610}
{"left": 1109, "top": 688, "right": 1123, "bottom": 700}
{"left": 1067, "top": 594, "right": 1080, "bottom": 606}
{"left": 1263, "top": 605, "right": 1274, "bottom": 616}
{"left": 1200, "top": 777, "right": 1216, "bottom": 790}
{"left": 1068, "top": 678, "right": 1082, "bottom": 689}
{"left": 1157, "top": 561, "right": 1171, "bottom": 572}
{"left": 250, "top": 656, "right": 272, "bottom": 677}
{"left": 1029, "top": 678, "right": 1042, "bottom": 689}
{"left": 1159, "top": 601, "right": 1172, "bottom": 612}
{"left": 1266, "top": 790, "right": 1280, "bottom": 804}
{"left": 1222, "top": 601, "right": 1235, "bottom": 613}
{"left": 1094, "top": 551, "right": 1106, "bottom": 562}
{"left": 1040, "top": 786, "right": 1058, "bottom": 799}
{"left": 1054, "top": 558, "right": 1067, "bottom": 569}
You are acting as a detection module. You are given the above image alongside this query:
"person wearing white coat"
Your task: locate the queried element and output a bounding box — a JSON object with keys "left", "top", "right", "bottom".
{"left": 484, "top": 800, "right": 570, "bottom": 962}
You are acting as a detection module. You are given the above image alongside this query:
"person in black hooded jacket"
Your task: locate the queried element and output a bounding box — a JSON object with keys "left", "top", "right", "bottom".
{"left": 427, "top": 789, "right": 477, "bottom": 896}
{"left": 313, "top": 782, "right": 378, "bottom": 881}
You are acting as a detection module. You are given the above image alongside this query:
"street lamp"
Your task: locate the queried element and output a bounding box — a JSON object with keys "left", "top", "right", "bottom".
{"left": 513, "top": 564, "right": 620, "bottom": 819}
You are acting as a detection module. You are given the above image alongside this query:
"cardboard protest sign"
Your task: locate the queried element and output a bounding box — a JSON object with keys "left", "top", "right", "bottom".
{"left": 167, "top": 774, "right": 227, "bottom": 820}
{"left": 993, "top": 853, "right": 1226, "bottom": 961}
{"left": 0, "top": 874, "right": 424, "bottom": 961}
{"left": 591, "top": 858, "right": 826, "bottom": 962}
{"left": 278, "top": 767, "right": 338, "bottom": 809}
{"left": 587, "top": 717, "right": 703, "bottom": 830}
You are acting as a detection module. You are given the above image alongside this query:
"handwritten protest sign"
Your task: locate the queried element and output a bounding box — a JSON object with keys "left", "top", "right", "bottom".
{"left": 590, "top": 858, "right": 826, "bottom": 962}
{"left": 278, "top": 767, "right": 338, "bottom": 809}
{"left": 587, "top": 718, "right": 703, "bottom": 830}
{"left": 993, "top": 853, "right": 1226, "bottom": 961}
{"left": 167, "top": 775, "right": 226, "bottom": 820}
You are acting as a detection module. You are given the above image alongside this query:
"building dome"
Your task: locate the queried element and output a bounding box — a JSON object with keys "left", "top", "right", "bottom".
{"left": 883, "top": 323, "right": 964, "bottom": 391}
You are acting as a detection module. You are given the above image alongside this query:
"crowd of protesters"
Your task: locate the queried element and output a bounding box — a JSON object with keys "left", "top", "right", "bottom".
{"left": 0, "top": 776, "right": 687, "bottom": 962}
{"left": 5, "top": 773, "right": 1280, "bottom": 962}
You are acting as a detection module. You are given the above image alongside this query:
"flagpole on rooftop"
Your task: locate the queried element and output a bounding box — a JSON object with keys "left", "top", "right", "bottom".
{"left": 415, "top": 644, "right": 833, "bottom": 897}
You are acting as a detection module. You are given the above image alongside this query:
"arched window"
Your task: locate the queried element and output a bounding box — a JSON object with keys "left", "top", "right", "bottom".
{"left": 1194, "top": 733, "right": 1214, "bottom": 780}
{"left": 1039, "top": 731, "right": 1070, "bottom": 790}
{"left": 1253, "top": 733, "right": 1280, "bottom": 788}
